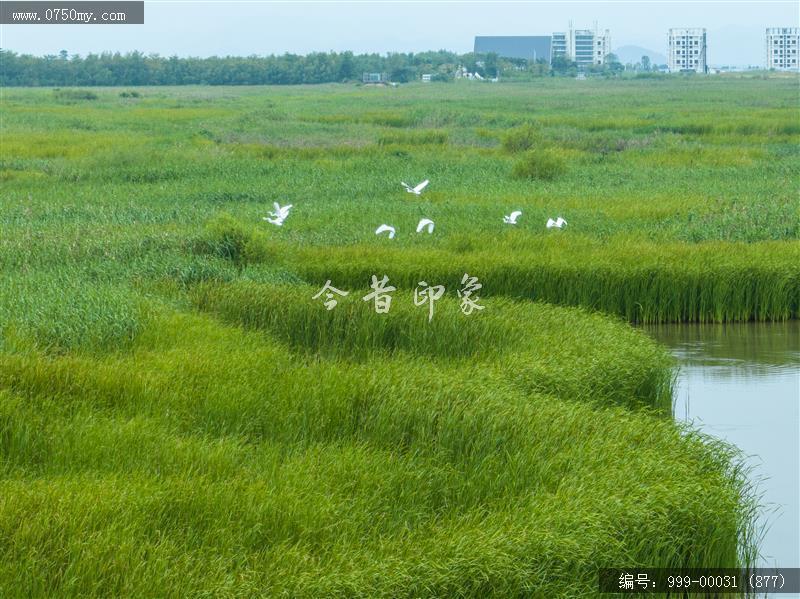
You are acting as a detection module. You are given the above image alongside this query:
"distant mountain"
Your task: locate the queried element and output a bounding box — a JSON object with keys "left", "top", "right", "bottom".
{"left": 613, "top": 45, "right": 667, "bottom": 66}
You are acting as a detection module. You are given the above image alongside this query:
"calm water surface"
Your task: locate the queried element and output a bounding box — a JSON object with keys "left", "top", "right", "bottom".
{"left": 645, "top": 322, "right": 799, "bottom": 570}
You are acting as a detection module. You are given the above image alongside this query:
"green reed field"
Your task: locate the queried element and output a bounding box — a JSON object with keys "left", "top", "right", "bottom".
{"left": 0, "top": 75, "right": 797, "bottom": 596}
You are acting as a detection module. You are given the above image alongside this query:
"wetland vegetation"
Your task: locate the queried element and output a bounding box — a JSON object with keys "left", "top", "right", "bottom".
{"left": 0, "top": 75, "right": 797, "bottom": 596}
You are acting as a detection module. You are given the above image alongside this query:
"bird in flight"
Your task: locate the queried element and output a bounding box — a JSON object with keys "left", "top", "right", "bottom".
{"left": 375, "top": 224, "right": 396, "bottom": 239}
{"left": 503, "top": 210, "right": 522, "bottom": 224}
{"left": 401, "top": 180, "right": 429, "bottom": 195}
{"left": 416, "top": 218, "right": 435, "bottom": 234}
{"left": 263, "top": 202, "right": 293, "bottom": 226}
{"left": 546, "top": 217, "right": 567, "bottom": 229}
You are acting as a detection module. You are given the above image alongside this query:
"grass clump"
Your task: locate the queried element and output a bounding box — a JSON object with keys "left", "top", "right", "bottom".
{"left": 501, "top": 123, "right": 543, "bottom": 153}
{"left": 377, "top": 130, "right": 448, "bottom": 146}
{"left": 361, "top": 111, "right": 413, "bottom": 128}
{"left": 511, "top": 149, "right": 568, "bottom": 180}
{"left": 52, "top": 88, "right": 98, "bottom": 102}
{"left": 194, "top": 213, "right": 277, "bottom": 266}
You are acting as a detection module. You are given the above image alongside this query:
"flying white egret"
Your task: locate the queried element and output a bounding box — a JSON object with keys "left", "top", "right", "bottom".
{"left": 401, "top": 180, "right": 429, "bottom": 195}
{"left": 503, "top": 210, "right": 522, "bottom": 225}
{"left": 375, "top": 224, "right": 396, "bottom": 239}
{"left": 546, "top": 217, "right": 568, "bottom": 229}
{"left": 416, "top": 218, "right": 435, "bottom": 234}
{"left": 263, "top": 202, "right": 293, "bottom": 226}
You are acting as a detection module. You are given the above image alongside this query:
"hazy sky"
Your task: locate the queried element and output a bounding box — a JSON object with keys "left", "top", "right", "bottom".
{"left": 2, "top": 1, "right": 798, "bottom": 66}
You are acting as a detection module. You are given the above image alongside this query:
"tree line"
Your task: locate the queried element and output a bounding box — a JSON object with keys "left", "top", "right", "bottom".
{"left": 0, "top": 48, "right": 626, "bottom": 87}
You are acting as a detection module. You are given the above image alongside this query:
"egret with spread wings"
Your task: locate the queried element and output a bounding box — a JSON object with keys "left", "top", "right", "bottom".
{"left": 401, "top": 180, "right": 429, "bottom": 195}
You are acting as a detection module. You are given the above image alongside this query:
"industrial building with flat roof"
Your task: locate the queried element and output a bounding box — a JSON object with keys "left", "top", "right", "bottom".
{"left": 473, "top": 36, "right": 552, "bottom": 62}
{"left": 474, "top": 25, "right": 610, "bottom": 67}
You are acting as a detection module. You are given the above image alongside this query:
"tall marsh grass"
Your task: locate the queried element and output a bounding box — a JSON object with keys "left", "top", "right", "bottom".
{"left": 190, "top": 281, "right": 675, "bottom": 411}
{"left": 0, "top": 271, "right": 146, "bottom": 354}
{"left": 281, "top": 239, "right": 800, "bottom": 323}
{"left": 0, "top": 301, "right": 756, "bottom": 596}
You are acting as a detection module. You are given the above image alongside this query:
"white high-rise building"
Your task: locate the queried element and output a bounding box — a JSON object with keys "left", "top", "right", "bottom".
{"left": 551, "top": 24, "right": 611, "bottom": 67}
{"left": 668, "top": 28, "right": 707, "bottom": 73}
{"left": 766, "top": 27, "right": 799, "bottom": 70}
{"left": 551, "top": 32, "right": 568, "bottom": 62}
{"left": 573, "top": 28, "right": 611, "bottom": 66}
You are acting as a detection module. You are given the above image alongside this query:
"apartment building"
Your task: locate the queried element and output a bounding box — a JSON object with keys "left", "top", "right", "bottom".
{"left": 766, "top": 27, "right": 799, "bottom": 70}
{"left": 668, "top": 28, "right": 707, "bottom": 73}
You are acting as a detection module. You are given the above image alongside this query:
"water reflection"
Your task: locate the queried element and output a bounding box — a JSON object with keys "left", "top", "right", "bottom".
{"left": 644, "top": 322, "right": 800, "bottom": 571}
{"left": 647, "top": 321, "right": 800, "bottom": 378}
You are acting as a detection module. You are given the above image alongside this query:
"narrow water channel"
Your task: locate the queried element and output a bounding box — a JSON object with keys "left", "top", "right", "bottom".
{"left": 645, "top": 322, "right": 800, "bottom": 570}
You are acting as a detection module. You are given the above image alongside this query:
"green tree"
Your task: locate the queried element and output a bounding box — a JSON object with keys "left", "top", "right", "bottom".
{"left": 483, "top": 52, "right": 499, "bottom": 77}
{"left": 0, "top": 48, "right": 581, "bottom": 86}
{"left": 550, "top": 55, "right": 575, "bottom": 74}
{"left": 338, "top": 51, "right": 355, "bottom": 81}
{"left": 529, "top": 57, "right": 550, "bottom": 77}
{"left": 604, "top": 53, "right": 624, "bottom": 74}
